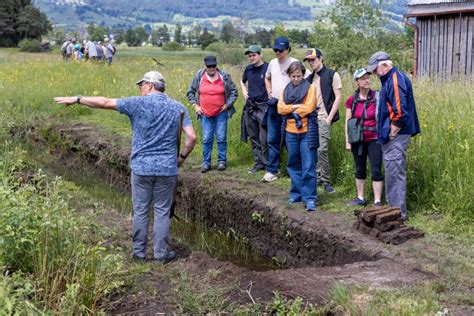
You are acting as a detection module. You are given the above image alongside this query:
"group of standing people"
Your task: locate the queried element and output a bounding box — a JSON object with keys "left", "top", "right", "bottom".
{"left": 186, "top": 36, "right": 420, "bottom": 218}
{"left": 54, "top": 37, "right": 420, "bottom": 264}
{"left": 61, "top": 38, "right": 116, "bottom": 65}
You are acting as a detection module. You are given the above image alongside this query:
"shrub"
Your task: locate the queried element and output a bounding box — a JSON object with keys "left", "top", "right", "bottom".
{"left": 162, "top": 41, "right": 185, "bottom": 51}
{"left": 18, "top": 38, "right": 42, "bottom": 52}
{"left": 0, "top": 144, "right": 124, "bottom": 313}
{"left": 206, "top": 41, "right": 246, "bottom": 66}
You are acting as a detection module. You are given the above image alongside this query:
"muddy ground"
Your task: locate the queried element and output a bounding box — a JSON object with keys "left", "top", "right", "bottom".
{"left": 13, "top": 123, "right": 471, "bottom": 314}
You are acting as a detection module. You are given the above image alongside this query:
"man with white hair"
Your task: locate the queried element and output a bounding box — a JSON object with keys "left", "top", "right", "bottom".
{"left": 367, "top": 52, "right": 420, "bottom": 221}
{"left": 104, "top": 38, "right": 115, "bottom": 66}
{"left": 54, "top": 71, "right": 197, "bottom": 263}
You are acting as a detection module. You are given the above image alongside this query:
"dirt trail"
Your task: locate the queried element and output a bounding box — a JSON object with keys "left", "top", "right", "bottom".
{"left": 15, "top": 123, "right": 435, "bottom": 313}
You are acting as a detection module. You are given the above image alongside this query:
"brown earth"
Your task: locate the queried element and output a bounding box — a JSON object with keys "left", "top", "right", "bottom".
{"left": 13, "top": 123, "right": 452, "bottom": 313}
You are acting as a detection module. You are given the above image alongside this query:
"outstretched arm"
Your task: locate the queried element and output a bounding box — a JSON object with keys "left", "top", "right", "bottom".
{"left": 54, "top": 96, "right": 117, "bottom": 110}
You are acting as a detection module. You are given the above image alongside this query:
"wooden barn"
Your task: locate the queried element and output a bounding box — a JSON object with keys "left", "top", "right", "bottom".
{"left": 406, "top": 0, "right": 474, "bottom": 78}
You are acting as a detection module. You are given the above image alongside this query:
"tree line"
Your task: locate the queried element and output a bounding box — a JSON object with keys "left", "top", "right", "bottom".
{"left": 2, "top": 0, "right": 413, "bottom": 72}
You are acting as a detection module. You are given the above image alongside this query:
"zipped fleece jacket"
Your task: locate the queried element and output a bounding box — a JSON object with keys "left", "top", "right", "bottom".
{"left": 378, "top": 67, "right": 420, "bottom": 144}
{"left": 186, "top": 68, "right": 238, "bottom": 118}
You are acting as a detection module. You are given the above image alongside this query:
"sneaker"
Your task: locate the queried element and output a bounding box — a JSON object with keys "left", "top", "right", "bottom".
{"left": 374, "top": 201, "right": 382, "bottom": 207}
{"left": 261, "top": 172, "right": 278, "bottom": 182}
{"left": 201, "top": 164, "right": 210, "bottom": 173}
{"left": 347, "top": 197, "right": 367, "bottom": 206}
{"left": 287, "top": 197, "right": 302, "bottom": 204}
{"left": 305, "top": 200, "right": 316, "bottom": 212}
{"left": 248, "top": 165, "right": 264, "bottom": 174}
{"left": 217, "top": 161, "right": 226, "bottom": 171}
{"left": 323, "top": 183, "right": 336, "bottom": 194}
{"left": 154, "top": 250, "right": 177, "bottom": 265}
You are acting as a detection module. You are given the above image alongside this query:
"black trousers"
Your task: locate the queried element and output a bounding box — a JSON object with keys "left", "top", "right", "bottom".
{"left": 244, "top": 100, "right": 268, "bottom": 168}
{"left": 351, "top": 140, "right": 383, "bottom": 181}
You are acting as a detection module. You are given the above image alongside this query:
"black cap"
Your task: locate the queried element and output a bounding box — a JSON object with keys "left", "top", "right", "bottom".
{"left": 204, "top": 55, "right": 218, "bottom": 66}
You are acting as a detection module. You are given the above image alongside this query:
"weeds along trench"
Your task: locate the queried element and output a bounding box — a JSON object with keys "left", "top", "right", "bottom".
{"left": 13, "top": 122, "right": 378, "bottom": 270}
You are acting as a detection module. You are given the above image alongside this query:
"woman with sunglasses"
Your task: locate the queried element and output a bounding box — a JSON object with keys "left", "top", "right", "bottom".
{"left": 187, "top": 55, "right": 238, "bottom": 173}
{"left": 344, "top": 68, "right": 383, "bottom": 207}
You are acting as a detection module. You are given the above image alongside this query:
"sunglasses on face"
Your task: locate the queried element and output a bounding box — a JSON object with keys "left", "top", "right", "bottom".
{"left": 206, "top": 64, "right": 217, "bottom": 68}
{"left": 273, "top": 49, "right": 284, "bottom": 53}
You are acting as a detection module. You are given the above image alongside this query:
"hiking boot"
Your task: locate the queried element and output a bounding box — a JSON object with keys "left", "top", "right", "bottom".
{"left": 248, "top": 165, "right": 264, "bottom": 174}
{"left": 154, "top": 251, "right": 177, "bottom": 265}
{"left": 305, "top": 200, "right": 316, "bottom": 212}
{"left": 261, "top": 172, "right": 278, "bottom": 182}
{"left": 347, "top": 197, "right": 367, "bottom": 206}
{"left": 217, "top": 161, "right": 226, "bottom": 171}
{"left": 287, "top": 197, "right": 302, "bottom": 204}
{"left": 201, "top": 164, "right": 210, "bottom": 173}
{"left": 323, "top": 183, "right": 336, "bottom": 194}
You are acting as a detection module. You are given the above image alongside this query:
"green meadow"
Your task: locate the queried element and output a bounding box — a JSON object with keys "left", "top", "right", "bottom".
{"left": 0, "top": 47, "right": 472, "bottom": 313}
{"left": 1, "top": 47, "right": 472, "bottom": 231}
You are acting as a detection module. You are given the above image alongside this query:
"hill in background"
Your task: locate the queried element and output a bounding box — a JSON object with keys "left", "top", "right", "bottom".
{"left": 37, "top": 0, "right": 408, "bottom": 31}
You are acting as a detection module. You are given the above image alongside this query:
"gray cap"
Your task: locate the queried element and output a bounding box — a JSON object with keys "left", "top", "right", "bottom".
{"left": 136, "top": 71, "right": 165, "bottom": 85}
{"left": 367, "top": 51, "right": 391, "bottom": 73}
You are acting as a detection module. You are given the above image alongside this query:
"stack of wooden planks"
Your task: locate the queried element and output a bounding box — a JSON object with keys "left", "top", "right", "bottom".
{"left": 353, "top": 206, "right": 424, "bottom": 245}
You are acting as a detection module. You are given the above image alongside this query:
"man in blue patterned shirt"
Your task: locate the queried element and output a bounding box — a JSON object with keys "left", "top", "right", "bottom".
{"left": 54, "top": 71, "right": 197, "bottom": 264}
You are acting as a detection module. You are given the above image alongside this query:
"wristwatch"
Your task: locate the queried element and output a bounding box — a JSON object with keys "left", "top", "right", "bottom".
{"left": 76, "top": 96, "right": 82, "bottom": 104}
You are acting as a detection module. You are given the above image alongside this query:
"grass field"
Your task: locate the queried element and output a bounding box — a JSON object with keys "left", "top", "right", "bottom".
{"left": 0, "top": 47, "right": 472, "bottom": 313}
{"left": 1, "top": 47, "right": 471, "bottom": 233}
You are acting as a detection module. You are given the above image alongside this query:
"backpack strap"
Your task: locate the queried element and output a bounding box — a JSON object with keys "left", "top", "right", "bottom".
{"left": 351, "top": 90, "right": 360, "bottom": 116}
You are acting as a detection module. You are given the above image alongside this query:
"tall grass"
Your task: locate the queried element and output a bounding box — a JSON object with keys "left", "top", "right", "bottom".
{"left": 0, "top": 142, "right": 124, "bottom": 313}
{"left": 0, "top": 48, "right": 472, "bottom": 235}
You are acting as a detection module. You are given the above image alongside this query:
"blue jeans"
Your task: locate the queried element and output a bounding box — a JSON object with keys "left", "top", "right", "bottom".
{"left": 286, "top": 132, "right": 317, "bottom": 203}
{"left": 266, "top": 106, "right": 282, "bottom": 174}
{"left": 131, "top": 173, "right": 176, "bottom": 259}
{"left": 201, "top": 111, "right": 228, "bottom": 166}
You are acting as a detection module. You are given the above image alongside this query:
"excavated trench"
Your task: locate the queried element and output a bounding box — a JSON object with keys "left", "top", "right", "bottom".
{"left": 14, "top": 123, "right": 381, "bottom": 270}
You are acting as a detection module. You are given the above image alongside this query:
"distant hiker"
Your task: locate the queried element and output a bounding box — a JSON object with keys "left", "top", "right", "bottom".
{"left": 85, "top": 39, "right": 98, "bottom": 61}
{"left": 240, "top": 45, "right": 269, "bottom": 174}
{"left": 344, "top": 68, "right": 383, "bottom": 207}
{"left": 104, "top": 38, "right": 115, "bottom": 66}
{"left": 263, "top": 36, "right": 307, "bottom": 182}
{"left": 73, "top": 43, "right": 83, "bottom": 61}
{"left": 277, "top": 61, "right": 318, "bottom": 211}
{"left": 54, "top": 71, "right": 197, "bottom": 264}
{"left": 187, "top": 55, "right": 238, "bottom": 173}
{"left": 60, "top": 38, "right": 73, "bottom": 61}
{"left": 304, "top": 48, "right": 342, "bottom": 194}
{"left": 367, "top": 51, "right": 420, "bottom": 221}
{"left": 95, "top": 41, "right": 104, "bottom": 62}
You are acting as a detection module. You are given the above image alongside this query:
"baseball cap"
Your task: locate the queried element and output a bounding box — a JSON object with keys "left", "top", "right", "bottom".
{"left": 303, "top": 48, "right": 323, "bottom": 61}
{"left": 272, "top": 36, "right": 290, "bottom": 51}
{"left": 136, "top": 71, "right": 165, "bottom": 85}
{"left": 204, "top": 55, "right": 218, "bottom": 66}
{"left": 245, "top": 44, "right": 262, "bottom": 55}
{"left": 353, "top": 68, "right": 368, "bottom": 80}
{"left": 367, "top": 51, "right": 391, "bottom": 73}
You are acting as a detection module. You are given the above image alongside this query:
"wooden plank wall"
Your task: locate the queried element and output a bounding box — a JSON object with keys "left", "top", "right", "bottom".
{"left": 417, "top": 14, "right": 474, "bottom": 78}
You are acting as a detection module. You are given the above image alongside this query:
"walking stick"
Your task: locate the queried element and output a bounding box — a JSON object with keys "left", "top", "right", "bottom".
{"left": 170, "top": 111, "right": 184, "bottom": 220}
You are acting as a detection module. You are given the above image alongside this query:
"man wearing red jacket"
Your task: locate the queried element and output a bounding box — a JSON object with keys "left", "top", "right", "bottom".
{"left": 367, "top": 52, "right": 420, "bottom": 221}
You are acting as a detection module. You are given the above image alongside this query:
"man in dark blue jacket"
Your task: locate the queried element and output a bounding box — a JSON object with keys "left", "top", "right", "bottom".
{"left": 367, "top": 52, "right": 420, "bottom": 221}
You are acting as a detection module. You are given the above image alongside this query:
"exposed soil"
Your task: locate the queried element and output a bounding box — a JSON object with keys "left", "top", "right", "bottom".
{"left": 13, "top": 123, "right": 439, "bottom": 313}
